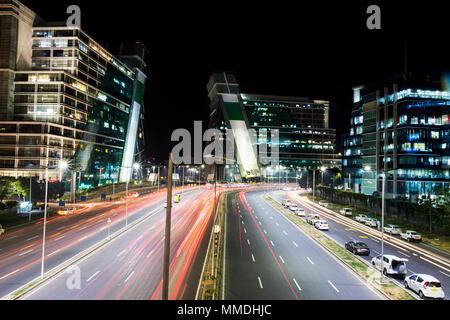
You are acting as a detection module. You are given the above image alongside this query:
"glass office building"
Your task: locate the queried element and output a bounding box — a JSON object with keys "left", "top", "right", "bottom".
{"left": 342, "top": 71, "right": 450, "bottom": 199}
{"left": 0, "top": 1, "right": 147, "bottom": 190}
{"left": 207, "top": 72, "right": 340, "bottom": 182}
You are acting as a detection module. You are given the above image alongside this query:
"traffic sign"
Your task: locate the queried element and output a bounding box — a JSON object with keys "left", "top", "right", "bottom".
{"left": 59, "top": 201, "right": 65, "bottom": 207}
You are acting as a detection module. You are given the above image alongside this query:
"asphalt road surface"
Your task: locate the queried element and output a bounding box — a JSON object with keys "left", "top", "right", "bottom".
{"left": 223, "top": 189, "right": 382, "bottom": 300}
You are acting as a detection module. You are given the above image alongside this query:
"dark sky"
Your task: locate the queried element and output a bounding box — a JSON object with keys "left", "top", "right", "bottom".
{"left": 21, "top": 0, "right": 450, "bottom": 161}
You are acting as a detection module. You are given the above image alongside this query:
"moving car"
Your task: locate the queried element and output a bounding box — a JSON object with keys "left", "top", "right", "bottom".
{"left": 314, "top": 220, "right": 329, "bottom": 231}
{"left": 404, "top": 274, "right": 445, "bottom": 299}
{"left": 0, "top": 224, "right": 5, "bottom": 237}
{"left": 384, "top": 224, "right": 402, "bottom": 235}
{"left": 294, "top": 208, "right": 306, "bottom": 217}
{"left": 306, "top": 214, "right": 321, "bottom": 225}
{"left": 173, "top": 195, "right": 181, "bottom": 203}
{"left": 319, "top": 200, "right": 329, "bottom": 207}
{"left": 355, "top": 214, "right": 368, "bottom": 222}
{"left": 345, "top": 241, "right": 370, "bottom": 255}
{"left": 365, "top": 218, "right": 379, "bottom": 228}
{"left": 339, "top": 208, "right": 353, "bottom": 216}
{"left": 371, "top": 255, "right": 408, "bottom": 279}
{"left": 57, "top": 207, "right": 73, "bottom": 216}
{"left": 400, "top": 230, "right": 422, "bottom": 242}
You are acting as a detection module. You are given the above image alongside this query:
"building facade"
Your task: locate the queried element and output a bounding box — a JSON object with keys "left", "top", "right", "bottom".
{"left": 342, "top": 71, "right": 450, "bottom": 199}
{"left": 0, "top": 0, "right": 147, "bottom": 190}
{"left": 207, "top": 72, "right": 340, "bottom": 182}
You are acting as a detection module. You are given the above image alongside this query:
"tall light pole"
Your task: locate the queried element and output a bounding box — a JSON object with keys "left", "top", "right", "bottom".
{"left": 162, "top": 153, "right": 173, "bottom": 300}
{"left": 40, "top": 166, "right": 49, "bottom": 280}
{"left": 380, "top": 171, "right": 386, "bottom": 283}
{"left": 313, "top": 169, "right": 316, "bottom": 202}
{"left": 321, "top": 166, "right": 326, "bottom": 185}
{"left": 29, "top": 176, "right": 32, "bottom": 222}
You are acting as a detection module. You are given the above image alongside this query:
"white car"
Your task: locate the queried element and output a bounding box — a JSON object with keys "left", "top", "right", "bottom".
{"left": 319, "top": 200, "right": 329, "bottom": 207}
{"left": 306, "top": 214, "right": 320, "bottom": 225}
{"left": 314, "top": 220, "right": 329, "bottom": 231}
{"left": 294, "top": 208, "right": 306, "bottom": 217}
{"left": 365, "top": 218, "right": 379, "bottom": 228}
{"left": 288, "top": 204, "right": 299, "bottom": 211}
{"left": 384, "top": 224, "right": 402, "bottom": 235}
{"left": 355, "top": 214, "right": 368, "bottom": 222}
{"left": 282, "top": 199, "right": 292, "bottom": 207}
{"left": 404, "top": 274, "right": 445, "bottom": 299}
{"left": 371, "top": 255, "right": 408, "bottom": 278}
{"left": 400, "top": 230, "right": 422, "bottom": 242}
{"left": 339, "top": 208, "right": 353, "bottom": 216}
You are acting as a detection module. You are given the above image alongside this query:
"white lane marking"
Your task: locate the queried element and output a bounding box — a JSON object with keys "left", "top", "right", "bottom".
{"left": 420, "top": 256, "right": 450, "bottom": 273}
{"left": 242, "top": 221, "right": 244, "bottom": 225}
{"left": 328, "top": 280, "right": 340, "bottom": 293}
{"left": 27, "top": 235, "right": 39, "bottom": 241}
{"left": 55, "top": 236, "right": 65, "bottom": 241}
{"left": 397, "top": 250, "right": 411, "bottom": 258}
{"left": 293, "top": 278, "right": 302, "bottom": 291}
{"left": 251, "top": 254, "right": 255, "bottom": 262}
{"left": 0, "top": 269, "right": 19, "bottom": 280}
{"left": 47, "top": 249, "right": 61, "bottom": 257}
{"left": 176, "top": 250, "right": 182, "bottom": 258}
{"left": 86, "top": 270, "right": 100, "bottom": 282}
{"left": 79, "top": 226, "right": 87, "bottom": 231}
{"left": 283, "top": 230, "right": 288, "bottom": 236}
{"left": 275, "top": 222, "right": 279, "bottom": 227}
{"left": 78, "top": 236, "right": 87, "bottom": 242}
{"left": 146, "top": 250, "right": 154, "bottom": 259}
{"left": 279, "top": 256, "right": 285, "bottom": 264}
{"left": 270, "top": 216, "right": 273, "bottom": 220}
{"left": 270, "top": 240, "right": 275, "bottom": 247}
{"left": 19, "top": 249, "right": 33, "bottom": 257}
{"left": 263, "top": 229, "right": 267, "bottom": 235}
{"left": 124, "top": 271, "right": 135, "bottom": 283}
{"left": 439, "top": 271, "right": 450, "bottom": 277}
{"left": 247, "top": 239, "right": 251, "bottom": 246}
{"left": 56, "top": 226, "right": 65, "bottom": 231}
{"left": 412, "top": 253, "right": 418, "bottom": 256}
{"left": 258, "top": 221, "right": 262, "bottom": 226}
{"left": 307, "top": 257, "right": 314, "bottom": 265}
{"left": 255, "top": 215, "right": 259, "bottom": 219}
{"left": 117, "top": 249, "right": 126, "bottom": 257}
{"left": 258, "top": 276, "right": 263, "bottom": 289}
{"left": 293, "top": 241, "right": 299, "bottom": 248}
{"left": 370, "top": 238, "right": 379, "bottom": 243}
{"left": 244, "top": 228, "right": 247, "bottom": 234}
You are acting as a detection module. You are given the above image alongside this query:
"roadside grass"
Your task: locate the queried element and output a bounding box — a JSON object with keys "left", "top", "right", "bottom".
{"left": 305, "top": 194, "right": 450, "bottom": 255}
{"left": 264, "top": 195, "right": 416, "bottom": 300}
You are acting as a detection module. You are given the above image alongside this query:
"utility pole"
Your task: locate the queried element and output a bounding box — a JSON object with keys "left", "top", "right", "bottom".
{"left": 313, "top": 169, "right": 316, "bottom": 203}
{"left": 380, "top": 172, "right": 386, "bottom": 283}
{"left": 29, "top": 176, "right": 32, "bottom": 222}
{"left": 162, "top": 153, "right": 173, "bottom": 300}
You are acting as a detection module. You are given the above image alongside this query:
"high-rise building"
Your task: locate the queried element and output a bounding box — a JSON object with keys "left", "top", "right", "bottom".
{"left": 207, "top": 72, "right": 340, "bottom": 182}
{"left": 342, "top": 71, "right": 450, "bottom": 199}
{"left": 0, "top": 0, "right": 148, "bottom": 190}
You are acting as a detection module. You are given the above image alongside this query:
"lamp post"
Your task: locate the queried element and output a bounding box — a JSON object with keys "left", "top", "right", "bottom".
{"left": 321, "top": 166, "right": 326, "bottom": 185}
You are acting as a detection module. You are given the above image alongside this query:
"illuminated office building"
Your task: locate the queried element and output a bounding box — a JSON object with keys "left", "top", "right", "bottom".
{"left": 0, "top": 0, "right": 147, "bottom": 190}
{"left": 342, "top": 71, "right": 450, "bottom": 199}
{"left": 207, "top": 72, "right": 340, "bottom": 181}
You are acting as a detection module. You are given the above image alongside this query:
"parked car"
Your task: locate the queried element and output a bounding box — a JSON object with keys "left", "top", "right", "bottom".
{"left": 345, "top": 241, "right": 370, "bottom": 256}
{"left": 319, "top": 200, "right": 329, "bottom": 207}
{"left": 173, "top": 195, "right": 181, "bottom": 203}
{"left": 128, "top": 192, "right": 139, "bottom": 198}
{"left": 288, "top": 204, "right": 299, "bottom": 211}
{"left": 404, "top": 274, "right": 445, "bottom": 299}
{"left": 400, "top": 230, "right": 422, "bottom": 242}
{"left": 306, "top": 214, "right": 321, "bottom": 225}
{"left": 282, "top": 199, "right": 292, "bottom": 207}
{"left": 314, "top": 220, "right": 329, "bottom": 231}
{"left": 294, "top": 208, "right": 306, "bottom": 217}
{"left": 355, "top": 214, "right": 368, "bottom": 222}
{"left": 339, "top": 208, "right": 353, "bottom": 216}
{"left": 384, "top": 224, "right": 402, "bottom": 235}
{"left": 365, "top": 218, "right": 379, "bottom": 228}
{"left": 371, "top": 255, "right": 408, "bottom": 279}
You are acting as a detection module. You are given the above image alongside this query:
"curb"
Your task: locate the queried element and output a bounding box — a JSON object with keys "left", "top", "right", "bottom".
{"left": 3, "top": 204, "right": 163, "bottom": 300}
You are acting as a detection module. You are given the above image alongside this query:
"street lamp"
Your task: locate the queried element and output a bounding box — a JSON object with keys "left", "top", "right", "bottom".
{"left": 321, "top": 166, "right": 326, "bottom": 185}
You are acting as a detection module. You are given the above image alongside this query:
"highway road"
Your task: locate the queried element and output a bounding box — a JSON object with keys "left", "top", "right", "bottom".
{"left": 21, "top": 187, "right": 218, "bottom": 300}
{"left": 0, "top": 187, "right": 200, "bottom": 298}
{"left": 271, "top": 189, "right": 450, "bottom": 300}
{"left": 223, "top": 189, "right": 383, "bottom": 300}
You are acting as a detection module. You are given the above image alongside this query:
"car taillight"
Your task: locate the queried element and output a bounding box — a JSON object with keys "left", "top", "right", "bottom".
{"left": 424, "top": 282, "right": 429, "bottom": 287}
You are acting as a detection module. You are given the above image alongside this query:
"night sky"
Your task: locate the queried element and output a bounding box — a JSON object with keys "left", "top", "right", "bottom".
{"left": 21, "top": 0, "right": 450, "bottom": 162}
